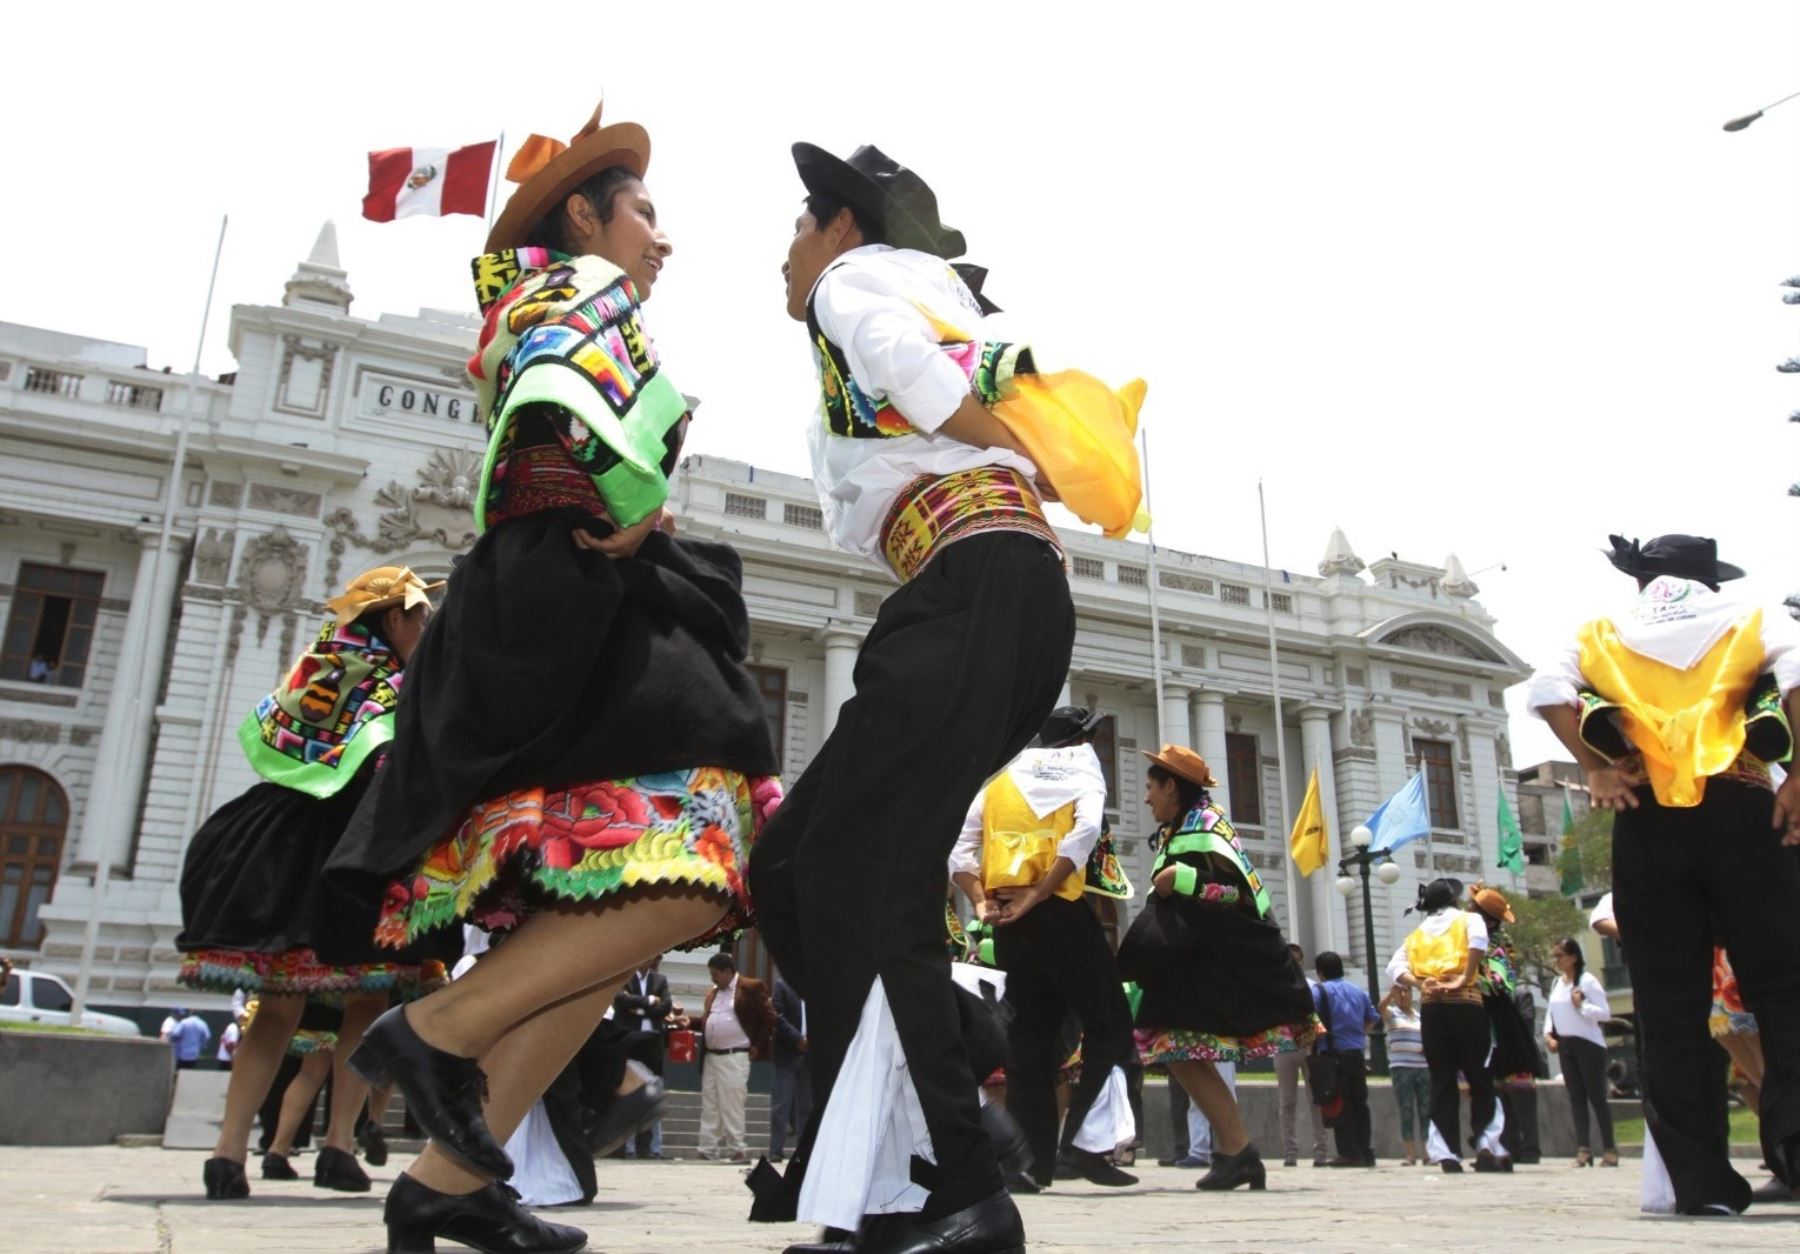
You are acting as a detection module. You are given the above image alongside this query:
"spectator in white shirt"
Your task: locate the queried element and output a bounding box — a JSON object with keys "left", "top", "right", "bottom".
{"left": 698, "top": 953, "right": 773, "bottom": 1162}
{"left": 1547, "top": 937, "right": 1616, "bottom": 1166}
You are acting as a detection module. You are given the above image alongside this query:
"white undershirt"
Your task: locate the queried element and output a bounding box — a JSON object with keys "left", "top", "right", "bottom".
{"left": 705, "top": 975, "right": 751, "bottom": 1050}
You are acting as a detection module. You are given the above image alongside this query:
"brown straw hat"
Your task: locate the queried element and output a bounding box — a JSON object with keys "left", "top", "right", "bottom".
{"left": 325, "top": 565, "right": 444, "bottom": 626}
{"left": 1140, "top": 744, "right": 1219, "bottom": 789}
{"left": 1469, "top": 883, "right": 1516, "bottom": 924}
{"left": 487, "top": 99, "right": 651, "bottom": 253}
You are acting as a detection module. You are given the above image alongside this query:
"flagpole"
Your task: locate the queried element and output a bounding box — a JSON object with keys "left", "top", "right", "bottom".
{"left": 1257, "top": 480, "right": 1301, "bottom": 940}
{"left": 70, "top": 214, "right": 228, "bottom": 1021}
{"left": 1143, "top": 428, "right": 1167, "bottom": 745}
{"left": 484, "top": 130, "right": 506, "bottom": 232}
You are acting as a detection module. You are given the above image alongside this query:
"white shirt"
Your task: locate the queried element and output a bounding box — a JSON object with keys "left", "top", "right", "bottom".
{"left": 216, "top": 1022, "right": 241, "bottom": 1063}
{"left": 949, "top": 745, "right": 1107, "bottom": 881}
{"left": 1589, "top": 892, "right": 1615, "bottom": 932}
{"left": 704, "top": 975, "right": 751, "bottom": 1050}
{"left": 1383, "top": 909, "right": 1489, "bottom": 985}
{"left": 1547, "top": 971, "right": 1611, "bottom": 1047}
{"left": 1526, "top": 576, "right": 1800, "bottom": 715}
{"left": 805, "top": 245, "right": 1039, "bottom": 565}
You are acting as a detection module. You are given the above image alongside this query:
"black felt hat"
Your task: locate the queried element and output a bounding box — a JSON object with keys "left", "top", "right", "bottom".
{"left": 1606, "top": 534, "right": 1745, "bottom": 589}
{"left": 1040, "top": 705, "right": 1105, "bottom": 748}
{"left": 792, "top": 142, "right": 967, "bottom": 259}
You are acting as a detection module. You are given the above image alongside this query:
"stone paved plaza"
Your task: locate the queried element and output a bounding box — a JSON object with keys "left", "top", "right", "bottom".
{"left": 7, "top": 1146, "right": 1799, "bottom": 1252}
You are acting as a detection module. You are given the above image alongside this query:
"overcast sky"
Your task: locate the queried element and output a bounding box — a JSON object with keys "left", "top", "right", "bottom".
{"left": 6, "top": 2, "right": 1798, "bottom": 767}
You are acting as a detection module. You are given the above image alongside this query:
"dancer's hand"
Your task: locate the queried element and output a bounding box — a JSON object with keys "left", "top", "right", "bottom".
{"left": 1152, "top": 867, "right": 1177, "bottom": 897}
{"left": 574, "top": 508, "right": 670, "bottom": 560}
{"left": 992, "top": 883, "right": 1048, "bottom": 924}
{"left": 1585, "top": 765, "right": 1641, "bottom": 812}
{"left": 1544, "top": 1034, "right": 1559, "bottom": 1055}
{"left": 1773, "top": 769, "right": 1800, "bottom": 845}
{"left": 973, "top": 897, "right": 999, "bottom": 925}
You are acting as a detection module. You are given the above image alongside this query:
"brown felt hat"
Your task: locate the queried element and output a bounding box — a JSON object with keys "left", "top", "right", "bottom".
{"left": 1141, "top": 743, "right": 1220, "bottom": 790}
{"left": 486, "top": 99, "right": 651, "bottom": 253}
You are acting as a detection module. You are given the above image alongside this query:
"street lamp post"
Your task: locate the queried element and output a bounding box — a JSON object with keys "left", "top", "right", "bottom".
{"left": 1336, "top": 823, "right": 1402, "bottom": 1073}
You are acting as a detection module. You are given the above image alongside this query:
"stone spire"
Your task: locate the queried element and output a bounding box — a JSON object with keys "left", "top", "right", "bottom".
{"left": 283, "top": 221, "right": 354, "bottom": 312}
{"left": 1442, "top": 553, "right": 1479, "bottom": 598}
{"left": 1318, "top": 526, "right": 1366, "bottom": 577}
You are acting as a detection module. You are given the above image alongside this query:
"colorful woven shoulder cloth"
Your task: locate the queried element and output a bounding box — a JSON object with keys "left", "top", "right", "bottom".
{"left": 237, "top": 617, "right": 403, "bottom": 799}
{"left": 467, "top": 247, "right": 688, "bottom": 531}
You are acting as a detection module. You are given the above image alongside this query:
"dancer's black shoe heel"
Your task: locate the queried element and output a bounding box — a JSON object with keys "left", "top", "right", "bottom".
{"left": 1196, "top": 1144, "right": 1267, "bottom": 1191}
{"left": 351, "top": 1007, "right": 513, "bottom": 1179}
{"left": 383, "top": 1173, "right": 588, "bottom": 1254}
{"left": 202, "top": 1156, "right": 249, "bottom": 1200}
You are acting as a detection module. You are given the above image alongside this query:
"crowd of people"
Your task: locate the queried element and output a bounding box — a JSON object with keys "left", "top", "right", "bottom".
{"left": 150, "top": 88, "right": 1800, "bottom": 1254}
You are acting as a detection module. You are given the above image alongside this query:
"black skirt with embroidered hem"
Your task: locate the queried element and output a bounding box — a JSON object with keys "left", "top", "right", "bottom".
{"left": 177, "top": 759, "right": 458, "bottom": 983}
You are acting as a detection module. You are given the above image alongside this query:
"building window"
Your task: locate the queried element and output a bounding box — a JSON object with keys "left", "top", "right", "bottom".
{"left": 1091, "top": 715, "right": 1120, "bottom": 809}
{"left": 1416, "top": 738, "right": 1460, "bottom": 828}
{"left": 783, "top": 502, "right": 823, "bottom": 530}
{"left": 23, "top": 366, "right": 81, "bottom": 398}
{"left": 1160, "top": 571, "right": 1214, "bottom": 595}
{"left": 104, "top": 380, "right": 163, "bottom": 411}
{"left": 747, "top": 664, "right": 787, "bottom": 754}
{"left": 1524, "top": 841, "right": 1551, "bottom": 867}
{"left": 0, "top": 562, "right": 106, "bottom": 687}
{"left": 724, "top": 492, "right": 767, "bottom": 520}
{"left": 1267, "top": 591, "right": 1293, "bottom": 614}
{"left": 1071, "top": 556, "right": 1105, "bottom": 580}
{"left": 1225, "top": 732, "right": 1262, "bottom": 825}
{"left": 1220, "top": 583, "right": 1251, "bottom": 606}
{"left": 1117, "top": 564, "right": 1147, "bottom": 588}
{"left": 0, "top": 767, "right": 69, "bottom": 948}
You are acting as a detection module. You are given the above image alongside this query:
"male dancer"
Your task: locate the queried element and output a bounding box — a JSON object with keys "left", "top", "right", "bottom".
{"left": 749, "top": 143, "right": 1138, "bottom": 1254}
{"left": 1527, "top": 534, "right": 1800, "bottom": 1215}
{"left": 950, "top": 706, "right": 1137, "bottom": 1191}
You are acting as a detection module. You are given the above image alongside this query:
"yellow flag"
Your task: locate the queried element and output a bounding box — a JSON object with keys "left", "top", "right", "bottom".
{"left": 1289, "top": 767, "right": 1328, "bottom": 877}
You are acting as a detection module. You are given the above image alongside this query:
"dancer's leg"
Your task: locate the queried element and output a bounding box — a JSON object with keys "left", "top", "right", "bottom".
{"left": 1167, "top": 1059, "right": 1248, "bottom": 1156}
{"left": 404, "top": 888, "right": 721, "bottom": 1059}
{"left": 269, "top": 1049, "right": 333, "bottom": 1157}
{"left": 211, "top": 993, "right": 307, "bottom": 1162}
{"left": 1720, "top": 1033, "right": 1765, "bottom": 1109}
{"left": 321, "top": 991, "right": 388, "bottom": 1152}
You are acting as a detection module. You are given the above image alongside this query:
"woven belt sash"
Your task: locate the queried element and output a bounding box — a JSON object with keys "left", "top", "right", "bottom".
{"left": 877, "top": 466, "right": 1060, "bottom": 583}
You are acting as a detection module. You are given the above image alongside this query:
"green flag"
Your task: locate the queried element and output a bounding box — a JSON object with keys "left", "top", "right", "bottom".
{"left": 1496, "top": 788, "right": 1525, "bottom": 874}
{"left": 1558, "top": 791, "right": 1583, "bottom": 895}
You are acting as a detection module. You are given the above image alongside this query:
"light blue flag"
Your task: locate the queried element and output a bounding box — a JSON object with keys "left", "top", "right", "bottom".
{"left": 1367, "top": 771, "right": 1432, "bottom": 854}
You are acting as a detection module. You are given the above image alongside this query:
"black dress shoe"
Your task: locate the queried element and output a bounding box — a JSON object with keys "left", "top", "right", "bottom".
{"left": 203, "top": 1156, "right": 249, "bottom": 1200}
{"left": 980, "top": 1103, "right": 1033, "bottom": 1186}
{"left": 1005, "top": 1176, "right": 1042, "bottom": 1196}
{"left": 384, "top": 1173, "right": 588, "bottom": 1254}
{"left": 584, "top": 1077, "right": 667, "bottom": 1157}
{"left": 350, "top": 1007, "right": 513, "bottom": 1179}
{"left": 1473, "top": 1150, "right": 1513, "bottom": 1173}
{"left": 359, "top": 1122, "right": 391, "bottom": 1167}
{"left": 1067, "top": 1148, "right": 1136, "bottom": 1187}
{"left": 315, "top": 1145, "right": 372, "bottom": 1192}
{"left": 783, "top": 1190, "right": 1026, "bottom": 1254}
{"left": 261, "top": 1152, "right": 299, "bottom": 1180}
{"left": 1196, "top": 1145, "right": 1266, "bottom": 1192}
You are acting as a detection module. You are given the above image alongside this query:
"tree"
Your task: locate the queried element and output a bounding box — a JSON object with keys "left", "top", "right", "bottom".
{"left": 1554, "top": 807, "right": 1613, "bottom": 897}
{"left": 1506, "top": 893, "right": 1589, "bottom": 994}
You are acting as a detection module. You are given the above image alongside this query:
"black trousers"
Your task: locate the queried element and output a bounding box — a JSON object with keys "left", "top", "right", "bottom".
{"left": 1558, "top": 1036, "right": 1614, "bottom": 1151}
{"left": 748, "top": 533, "right": 1074, "bottom": 1220}
{"left": 1498, "top": 1086, "right": 1542, "bottom": 1162}
{"left": 1421, "top": 1001, "right": 1493, "bottom": 1160}
{"left": 1614, "top": 781, "right": 1800, "bottom": 1212}
{"left": 993, "top": 895, "right": 1135, "bottom": 1183}
{"left": 1328, "top": 1050, "right": 1373, "bottom": 1162}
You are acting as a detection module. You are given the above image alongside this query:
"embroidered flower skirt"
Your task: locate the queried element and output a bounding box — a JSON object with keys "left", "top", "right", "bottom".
{"left": 1135, "top": 1017, "right": 1319, "bottom": 1067}
{"left": 1710, "top": 946, "right": 1758, "bottom": 1038}
{"left": 377, "top": 766, "right": 778, "bottom": 950}
{"left": 178, "top": 946, "right": 439, "bottom": 997}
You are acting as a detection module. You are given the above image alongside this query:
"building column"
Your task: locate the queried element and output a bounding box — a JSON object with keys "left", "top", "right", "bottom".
{"left": 1299, "top": 705, "right": 1343, "bottom": 958}
{"left": 1190, "top": 688, "right": 1230, "bottom": 818}
{"left": 820, "top": 627, "right": 860, "bottom": 739}
{"left": 1159, "top": 682, "right": 1193, "bottom": 751}
{"left": 74, "top": 528, "right": 187, "bottom": 871}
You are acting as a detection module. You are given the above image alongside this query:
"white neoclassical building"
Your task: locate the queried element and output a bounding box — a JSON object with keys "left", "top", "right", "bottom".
{"left": 0, "top": 226, "right": 1533, "bottom": 1016}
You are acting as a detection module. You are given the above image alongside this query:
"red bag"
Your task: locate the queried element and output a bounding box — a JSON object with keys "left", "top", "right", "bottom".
{"left": 666, "top": 1028, "right": 696, "bottom": 1064}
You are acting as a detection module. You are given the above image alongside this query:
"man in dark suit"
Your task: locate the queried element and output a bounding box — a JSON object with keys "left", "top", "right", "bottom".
{"left": 699, "top": 952, "right": 776, "bottom": 1160}
{"left": 614, "top": 957, "right": 673, "bottom": 1156}
{"left": 769, "top": 974, "right": 812, "bottom": 1163}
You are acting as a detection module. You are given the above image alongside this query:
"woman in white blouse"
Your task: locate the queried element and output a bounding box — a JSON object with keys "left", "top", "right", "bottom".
{"left": 1547, "top": 937, "right": 1617, "bottom": 1166}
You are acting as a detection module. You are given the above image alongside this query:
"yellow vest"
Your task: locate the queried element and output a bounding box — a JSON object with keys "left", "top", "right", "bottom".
{"left": 1405, "top": 914, "right": 1470, "bottom": 983}
{"left": 980, "top": 773, "right": 1086, "bottom": 902}
{"left": 1577, "top": 611, "right": 1765, "bottom": 808}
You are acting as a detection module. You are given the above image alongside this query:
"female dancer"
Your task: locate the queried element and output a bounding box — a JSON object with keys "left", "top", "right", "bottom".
{"left": 1120, "top": 745, "right": 1319, "bottom": 1192}
{"left": 326, "top": 103, "right": 779, "bottom": 1254}
{"left": 179, "top": 565, "right": 444, "bottom": 1200}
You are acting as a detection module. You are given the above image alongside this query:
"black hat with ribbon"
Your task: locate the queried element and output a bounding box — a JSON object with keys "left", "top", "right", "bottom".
{"left": 792, "top": 142, "right": 967, "bottom": 259}
{"left": 1606, "top": 534, "right": 1745, "bottom": 590}
{"left": 1040, "top": 705, "right": 1105, "bottom": 748}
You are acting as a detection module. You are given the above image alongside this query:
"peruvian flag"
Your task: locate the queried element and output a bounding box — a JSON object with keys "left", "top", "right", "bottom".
{"left": 362, "top": 141, "right": 496, "bottom": 222}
